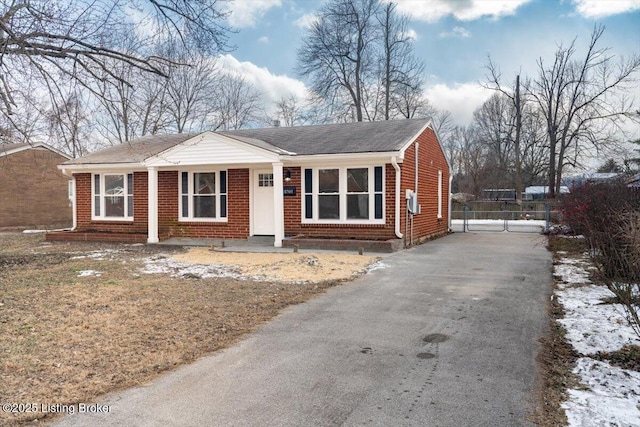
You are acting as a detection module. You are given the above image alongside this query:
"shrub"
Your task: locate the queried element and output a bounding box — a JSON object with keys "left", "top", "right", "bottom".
{"left": 561, "top": 180, "right": 640, "bottom": 337}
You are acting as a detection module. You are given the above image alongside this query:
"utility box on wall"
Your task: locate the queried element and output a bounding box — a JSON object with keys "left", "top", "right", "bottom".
{"left": 406, "top": 189, "right": 419, "bottom": 214}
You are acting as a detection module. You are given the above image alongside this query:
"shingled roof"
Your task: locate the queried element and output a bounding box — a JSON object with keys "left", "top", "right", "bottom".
{"left": 64, "top": 118, "right": 431, "bottom": 165}
{"left": 220, "top": 118, "right": 430, "bottom": 155}
{"left": 64, "top": 133, "right": 198, "bottom": 165}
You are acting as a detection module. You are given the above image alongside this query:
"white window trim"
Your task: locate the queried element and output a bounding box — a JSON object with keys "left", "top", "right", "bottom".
{"left": 92, "top": 173, "right": 134, "bottom": 221}
{"left": 179, "top": 170, "right": 228, "bottom": 223}
{"left": 302, "top": 165, "right": 385, "bottom": 224}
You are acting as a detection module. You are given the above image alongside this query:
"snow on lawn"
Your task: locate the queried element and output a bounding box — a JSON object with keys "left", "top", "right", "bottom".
{"left": 70, "top": 249, "right": 122, "bottom": 260}
{"left": 563, "top": 358, "right": 640, "bottom": 426}
{"left": 77, "top": 270, "right": 102, "bottom": 277}
{"left": 141, "top": 255, "right": 243, "bottom": 280}
{"left": 554, "top": 249, "right": 640, "bottom": 425}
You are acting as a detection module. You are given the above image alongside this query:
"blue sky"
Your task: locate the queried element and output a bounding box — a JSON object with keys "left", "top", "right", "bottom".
{"left": 218, "top": 0, "right": 640, "bottom": 127}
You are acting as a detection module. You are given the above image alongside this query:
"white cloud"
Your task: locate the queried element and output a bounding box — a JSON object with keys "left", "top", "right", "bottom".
{"left": 571, "top": 0, "right": 640, "bottom": 18}
{"left": 439, "top": 26, "right": 471, "bottom": 38}
{"left": 402, "top": 29, "right": 419, "bottom": 41}
{"left": 424, "top": 83, "right": 493, "bottom": 126}
{"left": 217, "top": 54, "right": 308, "bottom": 112}
{"left": 293, "top": 12, "right": 319, "bottom": 29}
{"left": 224, "top": 0, "right": 282, "bottom": 28}
{"left": 390, "top": 0, "right": 532, "bottom": 22}
{"left": 258, "top": 36, "right": 270, "bottom": 44}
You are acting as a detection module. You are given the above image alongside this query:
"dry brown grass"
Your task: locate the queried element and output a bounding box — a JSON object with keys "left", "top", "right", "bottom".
{"left": 0, "top": 234, "right": 371, "bottom": 426}
{"left": 528, "top": 235, "right": 587, "bottom": 426}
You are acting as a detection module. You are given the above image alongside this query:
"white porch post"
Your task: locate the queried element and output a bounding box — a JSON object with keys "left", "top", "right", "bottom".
{"left": 272, "top": 162, "right": 285, "bottom": 247}
{"left": 147, "top": 167, "right": 159, "bottom": 243}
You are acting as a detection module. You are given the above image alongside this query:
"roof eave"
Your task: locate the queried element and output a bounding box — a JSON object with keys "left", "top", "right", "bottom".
{"left": 397, "top": 119, "right": 453, "bottom": 174}
{"left": 59, "top": 162, "right": 145, "bottom": 173}
{"left": 281, "top": 151, "right": 402, "bottom": 164}
{"left": 1, "top": 142, "right": 72, "bottom": 159}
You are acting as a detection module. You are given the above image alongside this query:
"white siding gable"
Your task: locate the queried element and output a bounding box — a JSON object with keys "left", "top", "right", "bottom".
{"left": 144, "top": 132, "right": 280, "bottom": 167}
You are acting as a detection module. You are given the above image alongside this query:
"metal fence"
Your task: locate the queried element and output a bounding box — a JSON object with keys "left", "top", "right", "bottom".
{"left": 451, "top": 202, "right": 559, "bottom": 233}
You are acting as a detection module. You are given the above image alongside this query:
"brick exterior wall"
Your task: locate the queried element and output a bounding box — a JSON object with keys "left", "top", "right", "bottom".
{"left": 69, "top": 126, "right": 449, "bottom": 242}
{"left": 0, "top": 148, "right": 71, "bottom": 228}
{"left": 282, "top": 165, "right": 398, "bottom": 240}
{"left": 399, "top": 127, "right": 450, "bottom": 242}
{"left": 75, "top": 169, "right": 250, "bottom": 239}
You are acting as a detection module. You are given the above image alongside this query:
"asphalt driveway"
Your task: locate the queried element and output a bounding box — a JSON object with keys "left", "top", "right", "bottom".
{"left": 52, "top": 232, "right": 552, "bottom": 427}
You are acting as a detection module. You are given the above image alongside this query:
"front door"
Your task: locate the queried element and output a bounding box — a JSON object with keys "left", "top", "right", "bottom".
{"left": 253, "top": 169, "right": 275, "bottom": 235}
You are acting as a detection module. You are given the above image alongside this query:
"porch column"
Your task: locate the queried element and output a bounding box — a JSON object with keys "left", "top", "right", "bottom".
{"left": 272, "top": 162, "right": 285, "bottom": 247}
{"left": 147, "top": 167, "right": 159, "bottom": 244}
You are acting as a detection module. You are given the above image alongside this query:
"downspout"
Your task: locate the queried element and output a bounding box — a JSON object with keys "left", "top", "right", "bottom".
{"left": 61, "top": 168, "right": 77, "bottom": 231}
{"left": 448, "top": 174, "right": 453, "bottom": 232}
{"left": 392, "top": 156, "right": 403, "bottom": 239}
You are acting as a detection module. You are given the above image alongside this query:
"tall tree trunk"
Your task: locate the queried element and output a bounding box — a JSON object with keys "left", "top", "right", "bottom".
{"left": 514, "top": 75, "right": 523, "bottom": 203}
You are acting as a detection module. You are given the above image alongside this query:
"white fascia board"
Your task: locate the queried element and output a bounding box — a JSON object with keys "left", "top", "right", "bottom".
{"left": 143, "top": 131, "right": 281, "bottom": 167}
{"left": 58, "top": 163, "right": 145, "bottom": 174}
{"left": 397, "top": 120, "right": 432, "bottom": 160}
{"left": 281, "top": 151, "right": 401, "bottom": 166}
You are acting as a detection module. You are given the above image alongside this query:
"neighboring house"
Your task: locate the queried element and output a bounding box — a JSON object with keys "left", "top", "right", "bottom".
{"left": 523, "top": 185, "right": 570, "bottom": 201}
{"left": 0, "top": 142, "right": 72, "bottom": 228}
{"left": 564, "top": 172, "right": 622, "bottom": 190}
{"left": 481, "top": 189, "right": 517, "bottom": 201}
{"left": 47, "top": 119, "right": 451, "bottom": 249}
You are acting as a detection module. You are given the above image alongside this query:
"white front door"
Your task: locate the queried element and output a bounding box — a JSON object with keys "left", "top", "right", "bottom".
{"left": 253, "top": 169, "right": 275, "bottom": 235}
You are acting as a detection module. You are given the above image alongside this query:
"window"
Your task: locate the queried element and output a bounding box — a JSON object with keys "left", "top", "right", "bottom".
{"left": 347, "top": 168, "right": 368, "bottom": 219}
{"left": 93, "top": 173, "right": 133, "bottom": 220}
{"left": 319, "top": 169, "right": 339, "bottom": 219}
{"left": 180, "top": 170, "right": 227, "bottom": 221}
{"left": 303, "top": 166, "right": 384, "bottom": 223}
{"left": 258, "top": 173, "right": 274, "bottom": 187}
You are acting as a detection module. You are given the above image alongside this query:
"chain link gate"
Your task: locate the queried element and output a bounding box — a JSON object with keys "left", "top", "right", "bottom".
{"left": 451, "top": 201, "right": 555, "bottom": 233}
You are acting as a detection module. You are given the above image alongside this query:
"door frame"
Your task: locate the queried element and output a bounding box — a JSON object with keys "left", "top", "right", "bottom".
{"left": 251, "top": 169, "right": 276, "bottom": 236}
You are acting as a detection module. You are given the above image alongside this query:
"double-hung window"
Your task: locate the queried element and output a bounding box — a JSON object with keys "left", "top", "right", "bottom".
{"left": 180, "top": 170, "right": 227, "bottom": 221}
{"left": 93, "top": 173, "right": 134, "bottom": 220}
{"left": 303, "top": 166, "right": 384, "bottom": 223}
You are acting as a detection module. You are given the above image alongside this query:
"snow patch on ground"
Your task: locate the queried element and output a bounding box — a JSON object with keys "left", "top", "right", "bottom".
{"left": 367, "top": 261, "right": 388, "bottom": 272}
{"left": 557, "top": 284, "right": 637, "bottom": 355}
{"left": 71, "top": 249, "right": 122, "bottom": 260}
{"left": 554, "top": 254, "right": 640, "bottom": 425}
{"left": 554, "top": 258, "right": 594, "bottom": 287}
{"left": 562, "top": 358, "right": 640, "bottom": 426}
{"left": 77, "top": 270, "right": 102, "bottom": 277}
{"left": 141, "top": 255, "right": 242, "bottom": 280}
{"left": 554, "top": 258, "right": 640, "bottom": 355}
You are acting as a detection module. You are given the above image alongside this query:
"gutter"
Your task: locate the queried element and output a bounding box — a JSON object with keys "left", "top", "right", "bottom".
{"left": 448, "top": 174, "right": 453, "bottom": 232}
{"left": 392, "top": 156, "right": 403, "bottom": 239}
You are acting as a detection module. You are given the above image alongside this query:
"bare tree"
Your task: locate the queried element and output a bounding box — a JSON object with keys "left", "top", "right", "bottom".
{"left": 377, "top": 2, "right": 424, "bottom": 120}
{"left": 484, "top": 59, "right": 525, "bottom": 202}
{"left": 452, "top": 125, "right": 489, "bottom": 197}
{"left": 213, "top": 72, "right": 262, "bottom": 130}
{"left": 46, "top": 88, "right": 92, "bottom": 157}
{"left": 0, "top": 0, "right": 232, "bottom": 140}
{"left": 93, "top": 60, "right": 147, "bottom": 144}
{"left": 273, "top": 95, "right": 302, "bottom": 127}
{"left": 297, "top": 0, "right": 379, "bottom": 122}
{"left": 473, "top": 93, "right": 515, "bottom": 190}
{"left": 528, "top": 24, "right": 640, "bottom": 197}
{"left": 162, "top": 46, "right": 219, "bottom": 133}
